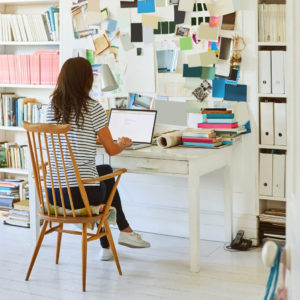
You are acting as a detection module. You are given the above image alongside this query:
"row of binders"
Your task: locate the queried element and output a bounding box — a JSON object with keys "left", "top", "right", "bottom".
{"left": 0, "top": 8, "right": 59, "bottom": 42}
{"left": 260, "top": 102, "right": 286, "bottom": 146}
{"left": 258, "top": 4, "right": 286, "bottom": 43}
{"left": 259, "top": 151, "right": 286, "bottom": 198}
{"left": 0, "top": 50, "right": 59, "bottom": 85}
{"left": 0, "top": 94, "right": 47, "bottom": 127}
{"left": 259, "top": 51, "right": 285, "bottom": 95}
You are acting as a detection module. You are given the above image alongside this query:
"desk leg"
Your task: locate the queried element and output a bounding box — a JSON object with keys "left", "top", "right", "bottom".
{"left": 188, "top": 165, "right": 200, "bottom": 273}
{"left": 224, "top": 165, "right": 233, "bottom": 242}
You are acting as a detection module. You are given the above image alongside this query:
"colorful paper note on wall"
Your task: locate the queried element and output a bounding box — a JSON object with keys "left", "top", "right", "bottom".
{"left": 200, "top": 67, "right": 215, "bottom": 80}
{"left": 143, "top": 26, "right": 154, "bottom": 43}
{"left": 155, "top": 0, "right": 167, "bottom": 6}
{"left": 204, "top": 0, "right": 235, "bottom": 16}
{"left": 183, "top": 64, "right": 202, "bottom": 77}
{"left": 178, "top": 0, "right": 195, "bottom": 11}
{"left": 212, "top": 77, "right": 226, "bottom": 97}
{"left": 209, "top": 16, "right": 221, "bottom": 27}
{"left": 138, "top": 0, "right": 155, "bottom": 13}
{"left": 86, "top": 0, "right": 102, "bottom": 25}
{"left": 224, "top": 84, "right": 247, "bottom": 101}
{"left": 131, "top": 23, "right": 143, "bottom": 42}
{"left": 120, "top": 33, "right": 134, "bottom": 51}
{"left": 188, "top": 51, "right": 217, "bottom": 67}
{"left": 107, "top": 19, "right": 118, "bottom": 35}
{"left": 120, "top": 0, "right": 138, "bottom": 8}
{"left": 180, "top": 37, "right": 192, "bottom": 50}
{"left": 93, "top": 34, "right": 110, "bottom": 55}
{"left": 142, "top": 14, "right": 159, "bottom": 29}
{"left": 197, "top": 24, "right": 219, "bottom": 41}
{"left": 174, "top": 5, "right": 186, "bottom": 24}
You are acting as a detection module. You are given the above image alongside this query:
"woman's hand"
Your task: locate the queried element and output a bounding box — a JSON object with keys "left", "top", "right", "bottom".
{"left": 96, "top": 135, "right": 102, "bottom": 145}
{"left": 117, "top": 137, "right": 132, "bottom": 149}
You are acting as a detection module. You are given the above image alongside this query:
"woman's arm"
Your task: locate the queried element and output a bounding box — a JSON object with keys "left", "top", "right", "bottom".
{"left": 97, "top": 125, "right": 132, "bottom": 156}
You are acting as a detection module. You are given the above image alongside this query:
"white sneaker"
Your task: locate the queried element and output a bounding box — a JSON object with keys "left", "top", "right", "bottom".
{"left": 99, "top": 248, "right": 113, "bottom": 261}
{"left": 118, "top": 231, "right": 151, "bottom": 248}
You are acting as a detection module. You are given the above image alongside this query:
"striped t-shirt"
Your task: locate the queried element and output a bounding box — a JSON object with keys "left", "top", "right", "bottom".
{"left": 46, "top": 99, "right": 107, "bottom": 188}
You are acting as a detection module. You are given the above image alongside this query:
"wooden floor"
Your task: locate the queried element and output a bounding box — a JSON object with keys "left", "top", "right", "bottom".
{"left": 0, "top": 223, "right": 268, "bottom": 300}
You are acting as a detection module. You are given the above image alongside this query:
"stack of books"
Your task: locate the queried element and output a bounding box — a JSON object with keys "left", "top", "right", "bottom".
{"left": 0, "top": 180, "right": 22, "bottom": 217}
{"left": 0, "top": 7, "right": 60, "bottom": 42}
{"left": 0, "top": 50, "right": 59, "bottom": 85}
{"left": 0, "top": 142, "right": 28, "bottom": 169}
{"left": 0, "top": 94, "right": 47, "bottom": 127}
{"left": 182, "top": 129, "right": 222, "bottom": 148}
{"left": 4, "top": 200, "right": 30, "bottom": 228}
{"left": 259, "top": 208, "right": 286, "bottom": 244}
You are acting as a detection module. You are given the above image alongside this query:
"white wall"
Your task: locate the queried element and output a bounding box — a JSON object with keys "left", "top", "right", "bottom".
{"left": 61, "top": 0, "right": 258, "bottom": 242}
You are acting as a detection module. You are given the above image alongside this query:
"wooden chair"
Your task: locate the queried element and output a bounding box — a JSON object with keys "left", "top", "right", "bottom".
{"left": 23, "top": 121, "right": 126, "bottom": 292}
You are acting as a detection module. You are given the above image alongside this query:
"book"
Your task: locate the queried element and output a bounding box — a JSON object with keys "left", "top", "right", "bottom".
{"left": 203, "top": 118, "right": 237, "bottom": 124}
{"left": 183, "top": 142, "right": 222, "bottom": 148}
{"left": 198, "top": 123, "right": 238, "bottom": 129}
{"left": 13, "top": 200, "right": 29, "bottom": 211}
{"left": 183, "top": 128, "right": 216, "bottom": 138}
{"left": 182, "top": 137, "right": 222, "bottom": 143}
{"left": 0, "top": 196, "right": 19, "bottom": 208}
{"left": 202, "top": 113, "right": 235, "bottom": 119}
{"left": 201, "top": 109, "right": 232, "bottom": 114}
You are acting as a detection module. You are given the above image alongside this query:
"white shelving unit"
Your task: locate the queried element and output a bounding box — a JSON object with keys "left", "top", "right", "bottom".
{"left": 256, "top": 0, "right": 287, "bottom": 242}
{"left": 0, "top": 0, "right": 61, "bottom": 235}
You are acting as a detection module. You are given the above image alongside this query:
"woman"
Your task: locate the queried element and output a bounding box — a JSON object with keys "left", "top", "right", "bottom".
{"left": 46, "top": 57, "right": 150, "bottom": 261}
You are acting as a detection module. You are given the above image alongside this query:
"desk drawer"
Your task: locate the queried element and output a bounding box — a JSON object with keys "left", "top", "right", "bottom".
{"left": 111, "top": 156, "right": 188, "bottom": 175}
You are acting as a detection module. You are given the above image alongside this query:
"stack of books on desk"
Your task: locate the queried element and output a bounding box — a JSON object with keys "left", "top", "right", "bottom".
{"left": 0, "top": 180, "right": 21, "bottom": 217}
{"left": 182, "top": 129, "right": 222, "bottom": 148}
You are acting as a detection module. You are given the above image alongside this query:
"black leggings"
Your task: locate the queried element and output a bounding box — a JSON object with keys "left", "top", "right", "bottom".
{"left": 47, "top": 164, "right": 129, "bottom": 248}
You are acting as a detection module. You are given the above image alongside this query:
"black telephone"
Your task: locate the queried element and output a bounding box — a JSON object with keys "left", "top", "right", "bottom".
{"left": 230, "top": 230, "right": 252, "bottom": 251}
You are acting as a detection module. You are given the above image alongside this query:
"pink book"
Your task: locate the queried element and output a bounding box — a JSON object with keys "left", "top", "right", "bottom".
{"left": 0, "top": 56, "right": 4, "bottom": 83}
{"left": 8, "top": 55, "right": 16, "bottom": 84}
{"left": 197, "top": 123, "right": 238, "bottom": 129}
{"left": 52, "top": 53, "right": 59, "bottom": 85}
{"left": 16, "top": 55, "right": 22, "bottom": 84}
{"left": 182, "top": 137, "right": 220, "bottom": 143}
{"left": 40, "top": 54, "right": 53, "bottom": 85}
{"left": 25, "top": 55, "right": 31, "bottom": 84}
{"left": 3, "top": 55, "right": 10, "bottom": 84}
{"left": 30, "top": 53, "right": 40, "bottom": 85}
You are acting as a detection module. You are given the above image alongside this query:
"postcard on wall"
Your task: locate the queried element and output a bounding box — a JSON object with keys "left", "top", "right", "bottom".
{"left": 204, "top": 0, "right": 235, "bottom": 17}
{"left": 197, "top": 24, "right": 219, "bottom": 41}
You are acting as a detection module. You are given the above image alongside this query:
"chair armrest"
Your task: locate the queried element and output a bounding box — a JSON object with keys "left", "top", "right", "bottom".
{"left": 82, "top": 168, "right": 127, "bottom": 184}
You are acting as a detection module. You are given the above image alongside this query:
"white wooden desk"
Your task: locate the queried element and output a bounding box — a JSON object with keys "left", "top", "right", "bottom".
{"left": 97, "top": 145, "right": 234, "bottom": 273}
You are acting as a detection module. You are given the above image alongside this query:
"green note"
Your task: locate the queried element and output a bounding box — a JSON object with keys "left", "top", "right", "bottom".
{"left": 200, "top": 67, "right": 215, "bottom": 80}
{"left": 169, "top": 21, "right": 175, "bottom": 34}
{"left": 154, "top": 22, "right": 161, "bottom": 34}
{"left": 155, "top": 0, "right": 166, "bottom": 7}
{"left": 180, "top": 37, "right": 193, "bottom": 51}
{"left": 161, "top": 21, "right": 169, "bottom": 34}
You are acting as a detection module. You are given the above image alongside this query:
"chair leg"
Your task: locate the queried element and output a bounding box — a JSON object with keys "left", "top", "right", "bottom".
{"left": 25, "top": 220, "right": 48, "bottom": 281}
{"left": 81, "top": 224, "right": 87, "bottom": 292}
{"left": 55, "top": 223, "right": 63, "bottom": 264}
{"left": 104, "top": 221, "right": 122, "bottom": 276}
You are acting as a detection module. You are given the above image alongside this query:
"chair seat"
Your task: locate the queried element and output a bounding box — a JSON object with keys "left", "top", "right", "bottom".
{"left": 39, "top": 212, "right": 104, "bottom": 223}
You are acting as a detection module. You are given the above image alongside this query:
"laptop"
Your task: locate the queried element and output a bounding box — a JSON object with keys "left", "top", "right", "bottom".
{"left": 108, "top": 109, "right": 157, "bottom": 150}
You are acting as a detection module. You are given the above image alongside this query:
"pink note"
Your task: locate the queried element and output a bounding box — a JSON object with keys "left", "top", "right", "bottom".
{"left": 209, "top": 16, "right": 221, "bottom": 27}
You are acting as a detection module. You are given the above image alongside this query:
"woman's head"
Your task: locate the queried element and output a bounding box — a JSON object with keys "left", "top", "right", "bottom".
{"left": 51, "top": 57, "right": 94, "bottom": 127}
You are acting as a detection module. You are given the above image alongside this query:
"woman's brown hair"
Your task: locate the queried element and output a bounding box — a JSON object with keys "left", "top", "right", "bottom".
{"left": 51, "top": 57, "right": 94, "bottom": 127}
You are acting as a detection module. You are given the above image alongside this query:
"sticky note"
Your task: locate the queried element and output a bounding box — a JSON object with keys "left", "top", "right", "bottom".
{"left": 183, "top": 64, "right": 202, "bottom": 77}
{"left": 174, "top": 5, "right": 186, "bottom": 24}
{"left": 169, "top": 21, "right": 175, "bottom": 33}
{"left": 210, "top": 41, "right": 219, "bottom": 51}
{"left": 209, "top": 16, "right": 221, "bottom": 27}
{"left": 120, "top": 0, "right": 138, "bottom": 8}
{"left": 224, "top": 84, "right": 247, "bottom": 101}
{"left": 200, "top": 67, "right": 215, "bottom": 80}
{"left": 143, "top": 26, "right": 154, "bottom": 43}
{"left": 153, "top": 22, "right": 161, "bottom": 34}
{"left": 101, "top": 8, "right": 109, "bottom": 20}
{"left": 137, "top": 48, "right": 142, "bottom": 55}
{"left": 212, "top": 77, "right": 226, "bottom": 98}
{"left": 137, "top": 0, "right": 155, "bottom": 13}
{"left": 107, "top": 19, "right": 117, "bottom": 33}
{"left": 188, "top": 51, "right": 217, "bottom": 67}
{"left": 120, "top": 33, "right": 134, "bottom": 51}
{"left": 161, "top": 21, "right": 169, "bottom": 34}
{"left": 142, "top": 14, "right": 159, "bottom": 29}
{"left": 180, "top": 37, "right": 192, "bottom": 50}
{"left": 178, "top": 0, "right": 195, "bottom": 11}
{"left": 93, "top": 34, "right": 110, "bottom": 55}
{"left": 155, "top": 0, "right": 167, "bottom": 6}
{"left": 131, "top": 23, "right": 143, "bottom": 42}
{"left": 197, "top": 23, "right": 219, "bottom": 41}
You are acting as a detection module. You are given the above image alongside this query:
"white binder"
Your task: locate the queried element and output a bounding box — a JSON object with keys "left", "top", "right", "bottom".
{"left": 258, "top": 51, "right": 271, "bottom": 94}
{"left": 259, "top": 153, "right": 273, "bottom": 196}
{"left": 274, "top": 102, "right": 287, "bottom": 145}
{"left": 272, "top": 153, "right": 286, "bottom": 198}
{"left": 271, "top": 51, "right": 285, "bottom": 94}
{"left": 260, "top": 102, "right": 274, "bottom": 145}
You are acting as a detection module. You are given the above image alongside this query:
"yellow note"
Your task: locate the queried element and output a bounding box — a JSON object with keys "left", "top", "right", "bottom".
{"left": 142, "top": 14, "right": 159, "bottom": 29}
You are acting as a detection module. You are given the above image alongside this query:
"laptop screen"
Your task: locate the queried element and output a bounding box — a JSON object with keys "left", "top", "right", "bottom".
{"left": 108, "top": 109, "right": 157, "bottom": 144}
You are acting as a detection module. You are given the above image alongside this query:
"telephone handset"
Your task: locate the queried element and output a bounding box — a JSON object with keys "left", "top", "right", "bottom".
{"left": 230, "top": 230, "right": 252, "bottom": 251}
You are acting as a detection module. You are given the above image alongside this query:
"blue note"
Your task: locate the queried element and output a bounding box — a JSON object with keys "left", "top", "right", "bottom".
{"left": 183, "top": 64, "right": 202, "bottom": 77}
{"left": 137, "top": 0, "right": 155, "bottom": 13}
{"left": 107, "top": 19, "right": 118, "bottom": 37}
{"left": 212, "top": 77, "right": 226, "bottom": 98}
{"left": 224, "top": 84, "right": 247, "bottom": 101}
{"left": 211, "top": 42, "right": 218, "bottom": 51}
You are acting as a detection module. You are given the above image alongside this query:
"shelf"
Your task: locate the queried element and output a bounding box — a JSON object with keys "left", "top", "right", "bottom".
{"left": 0, "top": 126, "right": 25, "bottom": 132}
{"left": 259, "top": 144, "right": 287, "bottom": 150}
{"left": 259, "top": 196, "right": 286, "bottom": 202}
{"left": 0, "top": 168, "right": 28, "bottom": 175}
{"left": 0, "top": 42, "right": 60, "bottom": 46}
{"left": 258, "top": 42, "right": 287, "bottom": 46}
{"left": 258, "top": 93, "right": 287, "bottom": 98}
{"left": 0, "top": 84, "right": 55, "bottom": 89}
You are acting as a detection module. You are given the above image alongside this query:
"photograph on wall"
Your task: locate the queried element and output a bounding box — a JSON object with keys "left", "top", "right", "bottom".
{"left": 129, "top": 94, "right": 154, "bottom": 110}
